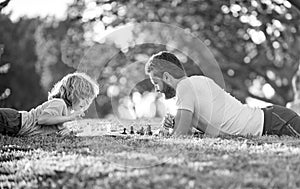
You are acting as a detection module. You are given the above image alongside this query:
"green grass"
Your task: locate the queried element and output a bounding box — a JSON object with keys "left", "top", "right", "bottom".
{"left": 1, "top": 119, "right": 300, "bottom": 188}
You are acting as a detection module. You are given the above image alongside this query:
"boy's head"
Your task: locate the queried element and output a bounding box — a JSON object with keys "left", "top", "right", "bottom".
{"left": 48, "top": 72, "right": 99, "bottom": 110}
{"left": 145, "top": 51, "right": 186, "bottom": 99}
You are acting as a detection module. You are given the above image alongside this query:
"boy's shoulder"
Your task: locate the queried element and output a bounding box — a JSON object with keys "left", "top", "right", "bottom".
{"left": 43, "top": 98, "right": 67, "bottom": 107}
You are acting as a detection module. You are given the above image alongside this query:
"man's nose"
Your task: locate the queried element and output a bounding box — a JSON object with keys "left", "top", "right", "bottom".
{"left": 155, "top": 85, "right": 160, "bottom": 92}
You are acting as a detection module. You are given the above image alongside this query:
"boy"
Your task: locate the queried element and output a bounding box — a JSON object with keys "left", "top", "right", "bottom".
{"left": 0, "top": 72, "right": 99, "bottom": 136}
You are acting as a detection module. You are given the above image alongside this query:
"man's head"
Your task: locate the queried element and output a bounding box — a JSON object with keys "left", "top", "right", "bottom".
{"left": 145, "top": 51, "right": 186, "bottom": 99}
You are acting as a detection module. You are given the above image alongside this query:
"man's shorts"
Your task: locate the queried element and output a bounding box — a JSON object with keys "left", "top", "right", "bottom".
{"left": 262, "top": 105, "right": 300, "bottom": 137}
{"left": 0, "top": 108, "right": 22, "bottom": 136}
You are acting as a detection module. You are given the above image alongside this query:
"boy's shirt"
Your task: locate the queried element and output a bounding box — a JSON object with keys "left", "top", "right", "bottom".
{"left": 176, "top": 76, "right": 264, "bottom": 136}
{"left": 17, "top": 98, "right": 70, "bottom": 136}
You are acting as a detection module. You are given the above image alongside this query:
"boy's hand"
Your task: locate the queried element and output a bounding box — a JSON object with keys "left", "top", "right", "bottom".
{"left": 57, "top": 127, "right": 72, "bottom": 136}
{"left": 162, "top": 113, "right": 175, "bottom": 130}
{"left": 69, "top": 111, "right": 85, "bottom": 121}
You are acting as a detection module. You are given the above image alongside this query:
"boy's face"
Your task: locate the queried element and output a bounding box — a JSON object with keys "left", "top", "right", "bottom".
{"left": 73, "top": 98, "right": 92, "bottom": 112}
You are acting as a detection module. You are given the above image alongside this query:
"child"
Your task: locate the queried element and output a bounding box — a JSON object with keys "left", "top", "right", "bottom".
{"left": 0, "top": 72, "right": 99, "bottom": 137}
{"left": 286, "top": 72, "right": 300, "bottom": 115}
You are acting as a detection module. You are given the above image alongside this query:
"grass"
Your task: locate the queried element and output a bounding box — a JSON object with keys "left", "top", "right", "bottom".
{"left": 1, "top": 119, "right": 300, "bottom": 188}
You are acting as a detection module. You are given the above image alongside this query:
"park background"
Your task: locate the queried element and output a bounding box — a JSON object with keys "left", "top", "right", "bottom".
{"left": 2, "top": 1, "right": 300, "bottom": 188}
{"left": 1, "top": 0, "right": 300, "bottom": 119}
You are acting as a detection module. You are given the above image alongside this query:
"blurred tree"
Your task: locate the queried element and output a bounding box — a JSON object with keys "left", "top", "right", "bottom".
{"left": 0, "top": 0, "right": 10, "bottom": 104}
{"left": 0, "top": 0, "right": 10, "bottom": 12}
{"left": 34, "top": 0, "right": 300, "bottom": 118}
{"left": 64, "top": 0, "right": 300, "bottom": 105}
{"left": 0, "top": 14, "right": 46, "bottom": 110}
{"left": 0, "top": 44, "right": 11, "bottom": 102}
{"left": 288, "top": 0, "right": 300, "bottom": 11}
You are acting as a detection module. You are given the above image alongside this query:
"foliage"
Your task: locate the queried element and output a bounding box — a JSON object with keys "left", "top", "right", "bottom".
{"left": 0, "top": 44, "right": 10, "bottom": 101}
{"left": 1, "top": 0, "right": 300, "bottom": 115}
{"left": 52, "top": 0, "right": 300, "bottom": 106}
{"left": 0, "top": 15, "right": 46, "bottom": 110}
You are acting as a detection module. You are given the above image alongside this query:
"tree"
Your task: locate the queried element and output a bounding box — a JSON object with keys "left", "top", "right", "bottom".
{"left": 65, "top": 0, "right": 300, "bottom": 106}
{"left": 33, "top": 0, "right": 300, "bottom": 118}
{"left": 0, "top": 44, "right": 10, "bottom": 102}
{"left": 0, "top": 14, "right": 46, "bottom": 109}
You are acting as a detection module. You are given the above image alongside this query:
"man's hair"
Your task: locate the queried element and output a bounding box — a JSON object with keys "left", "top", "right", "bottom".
{"left": 292, "top": 72, "right": 300, "bottom": 93}
{"left": 48, "top": 72, "right": 99, "bottom": 107}
{"left": 145, "top": 51, "right": 185, "bottom": 79}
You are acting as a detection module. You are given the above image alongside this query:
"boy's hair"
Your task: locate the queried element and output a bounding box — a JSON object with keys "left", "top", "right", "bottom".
{"left": 292, "top": 72, "right": 300, "bottom": 93}
{"left": 145, "top": 51, "right": 185, "bottom": 79}
{"left": 48, "top": 72, "right": 99, "bottom": 107}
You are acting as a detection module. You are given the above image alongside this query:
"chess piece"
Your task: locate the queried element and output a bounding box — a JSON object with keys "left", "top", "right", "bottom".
{"left": 146, "top": 125, "right": 152, "bottom": 135}
{"left": 139, "top": 127, "right": 144, "bottom": 135}
{"left": 121, "top": 128, "right": 127, "bottom": 134}
{"left": 130, "top": 126, "right": 134, "bottom": 134}
{"left": 158, "top": 127, "right": 169, "bottom": 137}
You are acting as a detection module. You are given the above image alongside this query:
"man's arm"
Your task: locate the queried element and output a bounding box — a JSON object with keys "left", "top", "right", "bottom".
{"left": 171, "top": 109, "right": 193, "bottom": 137}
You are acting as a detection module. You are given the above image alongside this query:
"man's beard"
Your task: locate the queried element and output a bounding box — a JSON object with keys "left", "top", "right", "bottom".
{"left": 161, "top": 82, "right": 176, "bottom": 99}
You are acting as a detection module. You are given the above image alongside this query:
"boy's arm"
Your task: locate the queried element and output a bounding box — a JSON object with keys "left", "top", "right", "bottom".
{"left": 37, "top": 111, "right": 84, "bottom": 125}
{"left": 171, "top": 109, "right": 193, "bottom": 137}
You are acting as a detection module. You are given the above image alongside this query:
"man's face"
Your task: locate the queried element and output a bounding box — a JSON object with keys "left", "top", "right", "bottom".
{"left": 150, "top": 73, "right": 176, "bottom": 99}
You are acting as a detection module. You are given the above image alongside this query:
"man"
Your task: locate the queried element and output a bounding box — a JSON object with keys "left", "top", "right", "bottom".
{"left": 145, "top": 51, "right": 300, "bottom": 137}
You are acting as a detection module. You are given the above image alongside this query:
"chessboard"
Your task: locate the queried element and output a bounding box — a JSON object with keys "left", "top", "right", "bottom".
{"left": 65, "top": 118, "right": 161, "bottom": 137}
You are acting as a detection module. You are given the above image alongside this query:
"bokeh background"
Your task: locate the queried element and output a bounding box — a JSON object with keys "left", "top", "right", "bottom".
{"left": 0, "top": 0, "right": 300, "bottom": 120}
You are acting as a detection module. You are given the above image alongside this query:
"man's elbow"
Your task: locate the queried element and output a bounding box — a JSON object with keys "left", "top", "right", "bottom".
{"left": 173, "top": 130, "right": 193, "bottom": 137}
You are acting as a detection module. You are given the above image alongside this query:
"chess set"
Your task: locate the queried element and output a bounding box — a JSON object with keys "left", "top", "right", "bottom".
{"left": 104, "top": 124, "right": 154, "bottom": 137}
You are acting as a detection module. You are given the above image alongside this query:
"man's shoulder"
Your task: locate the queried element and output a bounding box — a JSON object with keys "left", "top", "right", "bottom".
{"left": 179, "top": 75, "right": 208, "bottom": 87}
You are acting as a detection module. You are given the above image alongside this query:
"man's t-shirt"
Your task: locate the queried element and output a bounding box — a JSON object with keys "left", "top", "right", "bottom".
{"left": 176, "top": 76, "right": 264, "bottom": 136}
{"left": 17, "top": 98, "right": 70, "bottom": 136}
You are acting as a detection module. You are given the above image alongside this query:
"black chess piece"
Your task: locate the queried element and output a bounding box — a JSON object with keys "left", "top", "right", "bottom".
{"left": 146, "top": 125, "right": 152, "bottom": 135}
{"left": 130, "top": 126, "right": 134, "bottom": 134}
{"left": 139, "top": 127, "right": 144, "bottom": 135}
{"left": 121, "top": 128, "right": 127, "bottom": 134}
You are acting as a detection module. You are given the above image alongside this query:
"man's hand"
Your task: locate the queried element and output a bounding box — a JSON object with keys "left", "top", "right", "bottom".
{"left": 154, "top": 127, "right": 171, "bottom": 137}
{"left": 162, "top": 113, "right": 175, "bottom": 130}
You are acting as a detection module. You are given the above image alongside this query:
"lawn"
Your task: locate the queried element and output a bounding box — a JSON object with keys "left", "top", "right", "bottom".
{"left": 1, "top": 119, "right": 300, "bottom": 188}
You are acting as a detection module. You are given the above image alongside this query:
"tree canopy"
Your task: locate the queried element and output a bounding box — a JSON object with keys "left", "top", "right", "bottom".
{"left": 1, "top": 0, "right": 300, "bottom": 117}
{"left": 44, "top": 0, "right": 300, "bottom": 106}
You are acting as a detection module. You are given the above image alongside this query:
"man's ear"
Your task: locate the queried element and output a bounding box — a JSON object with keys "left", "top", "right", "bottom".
{"left": 163, "top": 72, "right": 168, "bottom": 81}
{"left": 163, "top": 72, "right": 172, "bottom": 82}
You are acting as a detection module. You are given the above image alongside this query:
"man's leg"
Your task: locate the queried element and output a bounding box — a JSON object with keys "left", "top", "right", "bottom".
{"left": 283, "top": 114, "right": 300, "bottom": 137}
{"left": 0, "top": 108, "right": 21, "bottom": 136}
{"left": 269, "top": 105, "right": 300, "bottom": 137}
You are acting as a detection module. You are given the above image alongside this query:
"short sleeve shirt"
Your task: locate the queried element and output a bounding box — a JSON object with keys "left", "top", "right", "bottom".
{"left": 176, "top": 76, "right": 264, "bottom": 136}
{"left": 18, "top": 98, "right": 70, "bottom": 136}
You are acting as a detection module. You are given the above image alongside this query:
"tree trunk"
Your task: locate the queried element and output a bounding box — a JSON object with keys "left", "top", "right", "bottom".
{"left": 288, "top": 0, "right": 300, "bottom": 11}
